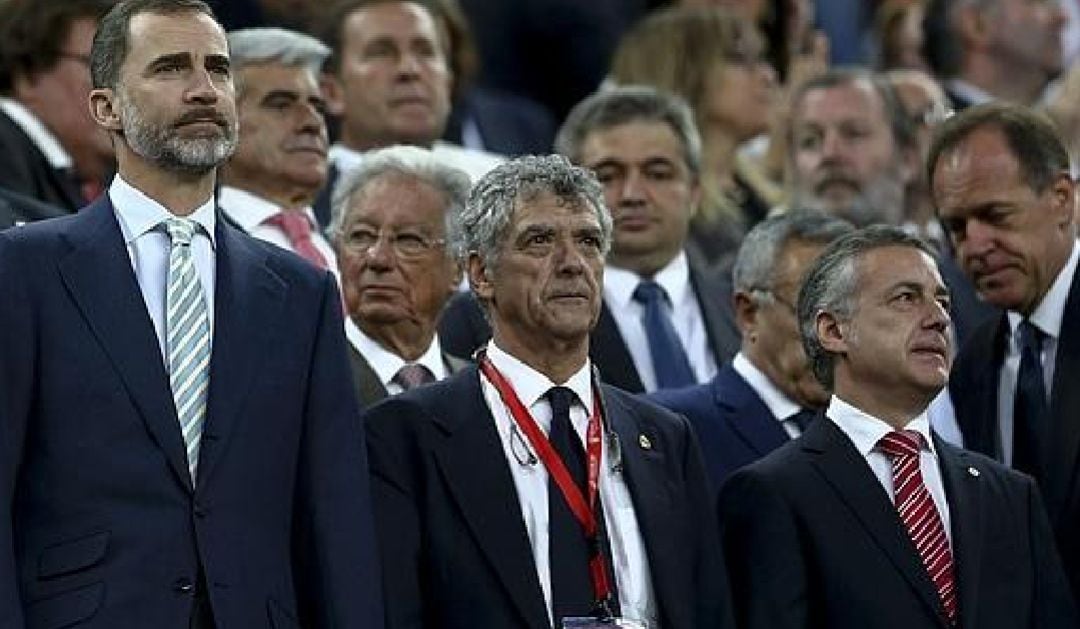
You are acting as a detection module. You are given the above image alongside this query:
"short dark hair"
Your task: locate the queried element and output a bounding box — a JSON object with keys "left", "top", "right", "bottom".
{"left": 0, "top": 0, "right": 114, "bottom": 94}
{"left": 90, "top": 0, "right": 217, "bottom": 89}
{"left": 927, "top": 101, "right": 1070, "bottom": 196}
{"left": 798, "top": 225, "right": 938, "bottom": 390}
{"left": 317, "top": 0, "right": 440, "bottom": 75}
{"left": 790, "top": 67, "right": 917, "bottom": 152}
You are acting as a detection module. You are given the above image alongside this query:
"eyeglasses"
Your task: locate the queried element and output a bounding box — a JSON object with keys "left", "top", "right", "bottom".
{"left": 340, "top": 227, "right": 445, "bottom": 259}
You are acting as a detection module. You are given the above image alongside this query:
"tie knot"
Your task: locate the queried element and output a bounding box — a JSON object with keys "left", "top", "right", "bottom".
{"left": 163, "top": 217, "right": 199, "bottom": 245}
{"left": 878, "top": 430, "right": 923, "bottom": 459}
{"left": 266, "top": 210, "right": 313, "bottom": 242}
{"left": 787, "top": 408, "right": 816, "bottom": 432}
{"left": 1018, "top": 320, "right": 1045, "bottom": 354}
{"left": 392, "top": 363, "right": 435, "bottom": 390}
{"left": 632, "top": 280, "right": 669, "bottom": 306}
{"left": 547, "top": 386, "right": 577, "bottom": 418}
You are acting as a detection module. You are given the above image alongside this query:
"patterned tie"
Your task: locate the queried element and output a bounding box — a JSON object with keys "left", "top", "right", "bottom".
{"left": 631, "top": 280, "right": 696, "bottom": 389}
{"left": 878, "top": 430, "right": 958, "bottom": 626}
{"left": 391, "top": 363, "right": 436, "bottom": 390}
{"left": 265, "top": 210, "right": 329, "bottom": 270}
{"left": 1013, "top": 320, "right": 1048, "bottom": 481}
{"left": 164, "top": 218, "right": 211, "bottom": 485}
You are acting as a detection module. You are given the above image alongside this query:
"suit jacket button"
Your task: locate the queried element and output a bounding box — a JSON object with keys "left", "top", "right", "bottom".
{"left": 174, "top": 577, "right": 195, "bottom": 593}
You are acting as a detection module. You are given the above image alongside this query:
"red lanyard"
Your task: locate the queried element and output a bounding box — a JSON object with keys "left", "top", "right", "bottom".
{"left": 478, "top": 355, "right": 614, "bottom": 613}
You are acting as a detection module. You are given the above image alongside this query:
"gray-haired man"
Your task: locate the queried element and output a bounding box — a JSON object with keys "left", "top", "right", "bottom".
{"left": 362, "top": 154, "right": 733, "bottom": 629}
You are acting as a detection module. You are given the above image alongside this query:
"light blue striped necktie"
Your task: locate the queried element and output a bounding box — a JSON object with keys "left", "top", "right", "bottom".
{"left": 164, "top": 217, "right": 210, "bottom": 485}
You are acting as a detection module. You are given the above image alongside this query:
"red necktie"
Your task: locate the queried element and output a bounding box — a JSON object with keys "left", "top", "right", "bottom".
{"left": 265, "top": 211, "right": 329, "bottom": 270}
{"left": 878, "top": 430, "right": 958, "bottom": 626}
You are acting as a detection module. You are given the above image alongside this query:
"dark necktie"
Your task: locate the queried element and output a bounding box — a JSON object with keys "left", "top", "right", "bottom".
{"left": 392, "top": 363, "right": 436, "bottom": 391}
{"left": 632, "top": 280, "right": 696, "bottom": 390}
{"left": 546, "top": 387, "right": 620, "bottom": 620}
{"left": 786, "top": 408, "right": 817, "bottom": 434}
{"left": 1013, "top": 320, "right": 1049, "bottom": 481}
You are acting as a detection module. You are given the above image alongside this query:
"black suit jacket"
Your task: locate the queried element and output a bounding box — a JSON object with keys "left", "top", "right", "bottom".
{"left": 347, "top": 341, "right": 471, "bottom": 408}
{"left": 438, "top": 261, "right": 740, "bottom": 393}
{"left": 718, "top": 416, "right": 1078, "bottom": 629}
{"left": 0, "top": 198, "right": 382, "bottom": 627}
{"left": 444, "top": 88, "right": 556, "bottom": 156}
{"left": 0, "top": 109, "right": 85, "bottom": 211}
{"left": 0, "top": 186, "right": 65, "bottom": 229}
{"left": 649, "top": 361, "right": 793, "bottom": 496}
{"left": 363, "top": 365, "right": 734, "bottom": 629}
{"left": 950, "top": 266, "right": 1080, "bottom": 603}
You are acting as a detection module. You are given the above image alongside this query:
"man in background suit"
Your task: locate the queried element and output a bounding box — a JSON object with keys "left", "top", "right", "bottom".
{"left": 364, "top": 155, "right": 733, "bottom": 628}
{"left": 217, "top": 27, "right": 338, "bottom": 277}
{"left": 651, "top": 211, "right": 851, "bottom": 493}
{"left": 930, "top": 102, "right": 1080, "bottom": 605}
{"left": 439, "top": 86, "right": 739, "bottom": 392}
{"left": 0, "top": 0, "right": 115, "bottom": 210}
{"left": 719, "top": 226, "right": 1076, "bottom": 628}
{"left": 330, "top": 145, "right": 471, "bottom": 407}
{"left": 0, "top": 1, "right": 381, "bottom": 626}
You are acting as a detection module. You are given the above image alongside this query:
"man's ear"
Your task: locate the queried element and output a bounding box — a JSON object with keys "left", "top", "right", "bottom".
{"left": 320, "top": 72, "right": 345, "bottom": 117}
{"left": 898, "top": 144, "right": 919, "bottom": 188}
{"left": 1049, "top": 171, "right": 1077, "bottom": 230}
{"left": 89, "top": 88, "right": 122, "bottom": 132}
{"left": 447, "top": 259, "right": 464, "bottom": 295}
{"left": 467, "top": 253, "right": 493, "bottom": 301}
{"left": 815, "top": 310, "right": 848, "bottom": 355}
{"left": 733, "top": 290, "right": 760, "bottom": 341}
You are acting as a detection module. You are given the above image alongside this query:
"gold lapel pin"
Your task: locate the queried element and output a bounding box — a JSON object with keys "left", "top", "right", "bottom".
{"left": 967, "top": 466, "right": 980, "bottom": 477}
{"left": 639, "top": 434, "right": 652, "bottom": 450}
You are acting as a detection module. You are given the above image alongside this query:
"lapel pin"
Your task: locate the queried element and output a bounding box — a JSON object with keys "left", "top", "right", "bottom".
{"left": 967, "top": 466, "right": 980, "bottom": 478}
{"left": 639, "top": 434, "right": 652, "bottom": 450}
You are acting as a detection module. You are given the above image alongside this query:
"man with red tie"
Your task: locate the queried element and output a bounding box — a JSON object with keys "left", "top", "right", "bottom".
{"left": 718, "top": 226, "right": 1077, "bottom": 628}
{"left": 217, "top": 27, "right": 338, "bottom": 276}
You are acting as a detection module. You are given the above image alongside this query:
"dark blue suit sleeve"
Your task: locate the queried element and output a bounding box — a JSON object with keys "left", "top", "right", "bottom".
{"left": 1027, "top": 476, "right": 1080, "bottom": 626}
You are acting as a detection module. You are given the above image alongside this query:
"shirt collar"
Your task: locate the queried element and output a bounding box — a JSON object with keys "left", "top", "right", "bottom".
{"left": 603, "top": 250, "right": 690, "bottom": 309}
{"left": 827, "top": 395, "right": 938, "bottom": 458}
{"left": 344, "top": 317, "right": 447, "bottom": 386}
{"left": 0, "top": 98, "right": 72, "bottom": 169}
{"left": 218, "top": 186, "right": 319, "bottom": 233}
{"left": 486, "top": 341, "right": 594, "bottom": 417}
{"left": 1006, "top": 239, "right": 1079, "bottom": 342}
{"left": 329, "top": 143, "right": 365, "bottom": 174}
{"left": 946, "top": 79, "right": 996, "bottom": 107}
{"left": 109, "top": 174, "right": 217, "bottom": 247}
{"left": 732, "top": 352, "right": 802, "bottom": 423}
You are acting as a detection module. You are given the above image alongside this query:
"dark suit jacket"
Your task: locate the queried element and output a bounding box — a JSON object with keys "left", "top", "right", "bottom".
{"left": 0, "top": 198, "right": 381, "bottom": 627}
{"left": 0, "top": 109, "right": 85, "bottom": 212}
{"left": 950, "top": 265, "right": 1080, "bottom": 603}
{"left": 438, "top": 260, "right": 740, "bottom": 393}
{"left": 718, "top": 417, "right": 1078, "bottom": 629}
{"left": 363, "top": 365, "right": 734, "bottom": 629}
{"left": 0, "top": 186, "right": 65, "bottom": 229}
{"left": 347, "top": 341, "right": 471, "bottom": 408}
{"left": 444, "top": 88, "right": 556, "bottom": 156}
{"left": 649, "top": 362, "right": 792, "bottom": 496}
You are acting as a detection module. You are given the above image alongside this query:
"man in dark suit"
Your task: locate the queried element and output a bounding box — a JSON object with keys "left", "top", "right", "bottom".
{"left": 650, "top": 211, "right": 852, "bottom": 492}
{"left": 329, "top": 145, "right": 472, "bottom": 407}
{"left": 0, "top": 1, "right": 381, "bottom": 626}
{"left": 0, "top": 0, "right": 115, "bottom": 210}
{"left": 439, "top": 86, "right": 739, "bottom": 392}
{"left": 0, "top": 186, "right": 65, "bottom": 229}
{"left": 364, "top": 155, "right": 733, "bottom": 628}
{"left": 929, "top": 102, "right": 1080, "bottom": 605}
{"left": 719, "top": 226, "right": 1077, "bottom": 628}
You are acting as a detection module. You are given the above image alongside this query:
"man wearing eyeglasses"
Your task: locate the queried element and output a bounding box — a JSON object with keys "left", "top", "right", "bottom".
{"left": 331, "top": 145, "right": 472, "bottom": 406}
{"left": 650, "top": 211, "right": 851, "bottom": 495}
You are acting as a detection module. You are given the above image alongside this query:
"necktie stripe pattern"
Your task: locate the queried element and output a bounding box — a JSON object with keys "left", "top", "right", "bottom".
{"left": 164, "top": 218, "right": 210, "bottom": 485}
{"left": 878, "top": 430, "right": 957, "bottom": 625}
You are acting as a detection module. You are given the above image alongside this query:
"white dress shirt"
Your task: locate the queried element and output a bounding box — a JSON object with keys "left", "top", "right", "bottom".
{"left": 343, "top": 317, "right": 448, "bottom": 395}
{"left": 0, "top": 98, "right": 73, "bottom": 169}
{"left": 997, "top": 240, "right": 1079, "bottom": 464}
{"left": 731, "top": 352, "right": 804, "bottom": 439}
{"left": 480, "top": 342, "right": 657, "bottom": 627}
{"left": 109, "top": 174, "right": 216, "bottom": 362}
{"left": 217, "top": 185, "right": 338, "bottom": 281}
{"left": 603, "top": 251, "right": 718, "bottom": 391}
{"left": 827, "top": 396, "right": 953, "bottom": 546}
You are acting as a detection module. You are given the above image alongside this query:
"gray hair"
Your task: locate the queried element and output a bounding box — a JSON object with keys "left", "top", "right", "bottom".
{"left": 797, "top": 225, "right": 938, "bottom": 390}
{"left": 329, "top": 145, "right": 472, "bottom": 243}
{"left": 732, "top": 210, "right": 854, "bottom": 299}
{"left": 450, "top": 154, "right": 612, "bottom": 267}
{"left": 554, "top": 85, "right": 703, "bottom": 177}
{"left": 227, "top": 27, "right": 330, "bottom": 92}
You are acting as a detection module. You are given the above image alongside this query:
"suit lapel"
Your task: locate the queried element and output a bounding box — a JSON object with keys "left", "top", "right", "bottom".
{"left": 57, "top": 199, "right": 191, "bottom": 489}
{"left": 952, "top": 317, "right": 1007, "bottom": 458}
{"left": 590, "top": 302, "right": 644, "bottom": 393}
{"left": 347, "top": 344, "right": 390, "bottom": 408}
{"left": 688, "top": 261, "right": 738, "bottom": 365}
{"left": 714, "top": 364, "right": 790, "bottom": 456}
{"left": 431, "top": 369, "right": 550, "bottom": 629}
{"left": 936, "top": 438, "right": 984, "bottom": 625}
{"left": 804, "top": 419, "right": 949, "bottom": 626}
{"left": 1047, "top": 269, "right": 1080, "bottom": 521}
{"left": 195, "top": 224, "right": 286, "bottom": 490}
